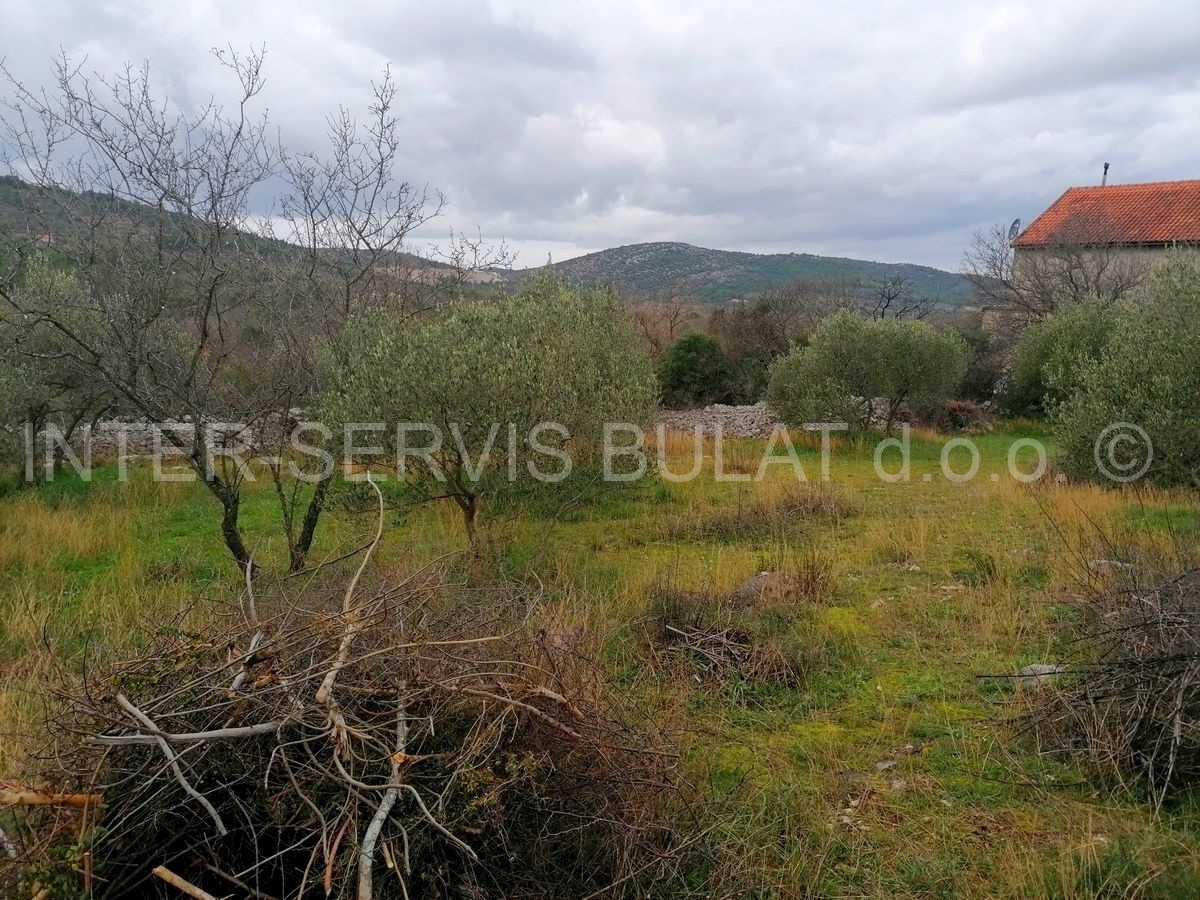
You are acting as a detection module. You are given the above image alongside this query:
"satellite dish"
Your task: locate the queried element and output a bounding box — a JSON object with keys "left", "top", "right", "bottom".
{"left": 1007, "top": 218, "right": 1022, "bottom": 241}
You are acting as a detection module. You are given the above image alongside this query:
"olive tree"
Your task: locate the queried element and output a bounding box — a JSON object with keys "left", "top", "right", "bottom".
{"left": 0, "top": 259, "right": 112, "bottom": 474}
{"left": 1052, "top": 253, "right": 1200, "bottom": 487}
{"left": 323, "top": 273, "right": 656, "bottom": 542}
{"left": 766, "top": 310, "right": 968, "bottom": 432}
{"left": 765, "top": 310, "right": 879, "bottom": 428}
{"left": 1005, "top": 297, "right": 1118, "bottom": 414}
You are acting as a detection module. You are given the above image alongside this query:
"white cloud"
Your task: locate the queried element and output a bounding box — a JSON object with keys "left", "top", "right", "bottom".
{"left": 2, "top": 0, "right": 1198, "bottom": 269}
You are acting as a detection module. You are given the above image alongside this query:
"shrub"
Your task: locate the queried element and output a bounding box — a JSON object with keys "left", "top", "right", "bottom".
{"left": 1005, "top": 297, "right": 1118, "bottom": 414}
{"left": 0, "top": 260, "right": 111, "bottom": 471}
{"left": 951, "top": 319, "right": 1004, "bottom": 402}
{"left": 925, "top": 399, "right": 994, "bottom": 433}
{"left": 766, "top": 310, "right": 968, "bottom": 432}
{"left": 656, "top": 332, "right": 739, "bottom": 408}
{"left": 1052, "top": 254, "right": 1200, "bottom": 487}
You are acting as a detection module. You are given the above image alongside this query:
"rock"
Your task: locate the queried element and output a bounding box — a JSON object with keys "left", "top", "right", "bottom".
{"left": 1013, "top": 663, "right": 1064, "bottom": 690}
{"left": 874, "top": 759, "right": 896, "bottom": 772}
{"left": 32, "top": 410, "right": 306, "bottom": 462}
{"left": 733, "top": 571, "right": 800, "bottom": 606}
{"left": 656, "top": 402, "right": 782, "bottom": 439}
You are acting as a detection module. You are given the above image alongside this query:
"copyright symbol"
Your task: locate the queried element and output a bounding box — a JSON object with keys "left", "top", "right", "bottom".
{"left": 1094, "top": 423, "right": 1153, "bottom": 483}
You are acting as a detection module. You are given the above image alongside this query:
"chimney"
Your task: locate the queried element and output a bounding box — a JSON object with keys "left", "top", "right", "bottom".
{"left": 1102, "top": 162, "right": 1110, "bottom": 186}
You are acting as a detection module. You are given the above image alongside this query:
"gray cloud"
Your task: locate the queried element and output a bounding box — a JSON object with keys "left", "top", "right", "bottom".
{"left": 2, "top": 0, "right": 1199, "bottom": 270}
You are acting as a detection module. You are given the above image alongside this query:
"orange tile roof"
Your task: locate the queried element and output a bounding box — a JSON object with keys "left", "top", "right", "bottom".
{"left": 1013, "top": 179, "right": 1200, "bottom": 247}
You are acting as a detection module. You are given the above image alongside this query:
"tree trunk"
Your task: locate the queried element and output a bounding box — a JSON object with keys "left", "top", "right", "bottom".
{"left": 455, "top": 492, "right": 479, "bottom": 548}
{"left": 290, "top": 474, "right": 332, "bottom": 573}
{"left": 53, "top": 407, "right": 91, "bottom": 475}
{"left": 201, "top": 473, "right": 254, "bottom": 573}
{"left": 884, "top": 402, "right": 898, "bottom": 436}
{"left": 463, "top": 500, "right": 477, "bottom": 547}
{"left": 219, "top": 491, "right": 254, "bottom": 573}
{"left": 23, "top": 408, "right": 47, "bottom": 484}
{"left": 885, "top": 393, "right": 908, "bottom": 436}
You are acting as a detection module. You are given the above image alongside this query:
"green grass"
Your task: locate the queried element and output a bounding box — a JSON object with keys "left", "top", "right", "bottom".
{"left": 2, "top": 425, "right": 1200, "bottom": 896}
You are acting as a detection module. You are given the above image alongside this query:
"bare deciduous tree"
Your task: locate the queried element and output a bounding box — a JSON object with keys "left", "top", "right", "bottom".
{"left": 962, "top": 218, "right": 1145, "bottom": 317}
{"left": 0, "top": 49, "right": 503, "bottom": 572}
{"left": 629, "top": 294, "right": 696, "bottom": 354}
{"left": 868, "top": 275, "right": 934, "bottom": 320}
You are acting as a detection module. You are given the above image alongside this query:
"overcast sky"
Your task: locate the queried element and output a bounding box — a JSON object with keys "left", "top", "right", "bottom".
{"left": 3, "top": 0, "right": 1199, "bottom": 270}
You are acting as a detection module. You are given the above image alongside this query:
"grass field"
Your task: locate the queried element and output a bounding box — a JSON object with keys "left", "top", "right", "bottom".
{"left": 3, "top": 423, "right": 1200, "bottom": 897}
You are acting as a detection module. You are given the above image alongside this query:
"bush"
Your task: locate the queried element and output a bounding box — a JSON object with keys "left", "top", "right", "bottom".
{"left": 0, "top": 259, "right": 110, "bottom": 470}
{"left": 766, "top": 310, "right": 968, "bottom": 432}
{"left": 656, "top": 332, "right": 739, "bottom": 408}
{"left": 1005, "top": 297, "right": 1118, "bottom": 414}
{"left": 951, "top": 319, "right": 1004, "bottom": 402}
{"left": 925, "top": 399, "right": 994, "bottom": 433}
{"left": 1052, "top": 254, "right": 1200, "bottom": 487}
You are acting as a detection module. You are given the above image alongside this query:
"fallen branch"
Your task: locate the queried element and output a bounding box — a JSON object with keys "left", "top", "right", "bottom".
{"left": 117, "top": 693, "right": 228, "bottom": 836}
{"left": 316, "top": 473, "right": 385, "bottom": 708}
{"left": 152, "top": 864, "right": 218, "bottom": 900}
{"left": 359, "top": 699, "right": 407, "bottom": 900}
{"left": 88, "top": 721, "right": 281, "bottom": 746}
{"left": 0, "top": 786, "right": 102, "bottom": 807}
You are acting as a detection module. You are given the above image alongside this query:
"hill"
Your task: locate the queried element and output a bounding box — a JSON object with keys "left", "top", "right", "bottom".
{"left": 2, "top": 179, "right": 972, "bottom": 304}
{"left": 0, "top": 175, "right": 453, "bottom": 275}
{"left": 509, "top": 241, "right": 975, "bottom": 305}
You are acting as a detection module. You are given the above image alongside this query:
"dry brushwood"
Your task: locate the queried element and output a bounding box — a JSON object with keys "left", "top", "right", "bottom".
{"left": 1019, "top": 567, "right": 1200, "bottom": 806}
{"left": 11, "top": 482, "right": 696, "bottom": 898}
{"left": 642, "top": 585, "right": 813, "bottom": 689}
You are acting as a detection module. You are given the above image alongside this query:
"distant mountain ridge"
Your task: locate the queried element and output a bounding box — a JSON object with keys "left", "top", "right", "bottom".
{"left": 1, "top": 177, "right": 973, "bottom": 305}
{"left": 507, "top": 241, "right": 975, "bottom": 305}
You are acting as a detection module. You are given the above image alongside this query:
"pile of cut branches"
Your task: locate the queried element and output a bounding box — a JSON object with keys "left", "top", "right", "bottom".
{"left": 1022, "top": 567, "right": 1200, "bottom": 804}
{"left": 643, "top": 585, "right": 817, "bottom": 689}
{"left": 10, "top": 486, "right": 694, "bottom": 898}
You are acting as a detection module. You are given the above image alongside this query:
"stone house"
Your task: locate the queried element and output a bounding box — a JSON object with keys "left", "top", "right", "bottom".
{"left": 1012, "top": 177, "right": 1200, "bottom": 300}
{"left": 980, "top": 178, "right": 1200, "bottom": 338}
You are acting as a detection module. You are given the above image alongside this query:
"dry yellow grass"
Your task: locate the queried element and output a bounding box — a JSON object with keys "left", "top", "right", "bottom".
{"left": 3, "top": 428, "right": 1200, "bottom": 895}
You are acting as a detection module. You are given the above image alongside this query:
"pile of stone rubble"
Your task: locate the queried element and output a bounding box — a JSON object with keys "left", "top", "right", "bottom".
{"left": 655, "top": 402, "right": 782, "bottom": 438}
